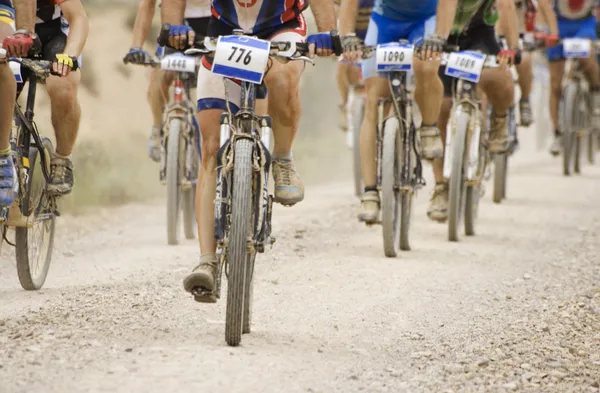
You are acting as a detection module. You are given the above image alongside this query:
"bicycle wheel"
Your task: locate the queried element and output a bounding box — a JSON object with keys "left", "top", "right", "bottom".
{"left": 561, "top": 84, "right": 578, "bottom": 176}
{"left": 448, "top": 112, "right": 468, "bottom": 242}
{"left": 16, "top": 137, "right": 56, "bottom": 290}
{"left": 242, "top": 252, "right": 256, "bottom": 334}
{"left": 574, "top": 134, "right": 582, "bottom": 174}
{"left": 399, "top": 192, "right": 412, "bottom": 251}
{"left": 588, "top": 129, "right": 596, "bottom": 165}
{"left": 492, "top": 154, "right": 507, "bottom": 204}
{"left": 182, "top": 186, "right": 196, "bottom": 239}
{"left": 225, "top": 138, "right": 253, "bottom": 346}
{"left": 352, "top": 94, "right": 364, "bottom": 198}
{"left": 381, "top": 117, "right": 401, "bottom": 257}
{"left": 166, "top": 118, "right": 184, "bottom": 245}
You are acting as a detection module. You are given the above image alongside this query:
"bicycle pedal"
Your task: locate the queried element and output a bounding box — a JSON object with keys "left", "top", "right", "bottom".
{"left": 191, "top": 288, "right": 217, "bottom": 304}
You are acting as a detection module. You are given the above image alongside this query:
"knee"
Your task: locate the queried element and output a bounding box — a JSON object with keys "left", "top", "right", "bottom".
{"left": 413, "top": 59, "right": 441, "bottom": 81}
{"left": 200, "top": 134, "right": 220, "bottom": 164}
{"left": 47, "top": 80, "right": 77, "bottom": 108}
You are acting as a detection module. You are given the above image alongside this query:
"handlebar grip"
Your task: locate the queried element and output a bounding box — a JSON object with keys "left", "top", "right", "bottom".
{"left": 442, "top": 44, "right": 460, "bottom": 53}
{"left": 157, "top": 23, "right": 171, "bottom": 47}
{"left": 331, "top": 29, "right": 343, "bottom": 56}
{"left": 71, "top": 57, "right": 79, "bottom": 72}
{"left": 296, "top": 42, "right": 309, "bottom": 54}
{"left": 514, "top": 50, "right": 522, "bottom": 66}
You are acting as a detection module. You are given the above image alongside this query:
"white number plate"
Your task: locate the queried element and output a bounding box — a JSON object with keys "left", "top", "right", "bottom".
{"left": 376, "top": 43, "right": 413, "bottom": 72}
{"left": 445, "top": 51, "right": 486, "bottom": 83}
{"left": 212, "top": 35, "right": 271, "bottom": 84}
{"left": 563, "top": 38, "right": 591, "bottom": 58}
{"left": 9, "top": 61, "right": 22, "bottom": 83}
{"left": 161, "top": 54, "right": 196, "bottom": 73}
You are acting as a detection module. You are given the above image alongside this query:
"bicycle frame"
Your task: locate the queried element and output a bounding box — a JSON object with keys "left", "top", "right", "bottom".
{"left": 443, "top": 78, "right": 485, "bottom": 184}
{"left": 213, "top": 79, "right": 274, "bottom": 299}
{"left": 376, "top": 70, "right": 423, "bottom": 192}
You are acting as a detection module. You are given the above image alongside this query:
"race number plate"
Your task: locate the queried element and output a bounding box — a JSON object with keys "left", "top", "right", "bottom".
{"left": 9, "top": 61, "right": 22, "bottom": 83}
{"left": 445, "top": 51, "right": 486, "bottom": 83}
{"left": 563, "top": 38, "right": 591, "bottom": 58}
{"left": 161, "top": 54, "right": 196, "bottom": 73}
{"left": 212, "top": 35, "right": 271, "bottom": 84}
{"left": 376, "top": 42, "right": 413, "bottom": 72}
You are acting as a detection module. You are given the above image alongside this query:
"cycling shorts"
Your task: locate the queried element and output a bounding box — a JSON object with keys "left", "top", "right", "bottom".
{"left": 156, "top": 16, "right": 211, "bottom": 57}
{"left": 361, "top": 11, "right": 436, "bottom": 80}
{"left": 439, "top": 25, "right": 501, "bottom": 97}
{"left": 196, "top": 14, "right": 307, "bottom": 113}
{"left": 0, "top": 3, "right": 14, "bottom": 29}
{"left": 546, "top": 16, "right": 597, "bottom": 61}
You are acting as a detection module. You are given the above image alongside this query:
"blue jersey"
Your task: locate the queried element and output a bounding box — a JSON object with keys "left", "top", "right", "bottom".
{"left": 373, "top": 0, "right": 438, "bottom": 22}
{"left": 212, "top": 0, "right": 308, "bottom": 34}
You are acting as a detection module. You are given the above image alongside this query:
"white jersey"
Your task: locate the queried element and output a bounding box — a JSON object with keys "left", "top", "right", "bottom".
{"left": 184, "top": 0, "right": 212, "bottom": 19}
{"left": 554, "top": 0, "right": 596, "bottom": 20}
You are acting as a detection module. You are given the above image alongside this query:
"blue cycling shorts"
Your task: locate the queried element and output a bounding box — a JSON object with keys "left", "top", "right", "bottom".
{"left": 546, "top": 16, "right": 597, "bottom": 61}
{"left": 362, "top": 11, "right": 436, "bottom": 80}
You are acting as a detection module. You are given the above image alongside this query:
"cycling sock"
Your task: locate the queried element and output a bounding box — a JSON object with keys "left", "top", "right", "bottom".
{"left": 0, "top": 147, "right": 10, "bottom": 156}
{"left": 422, "top": 122, "right": 438, "bottom": 128}
{"left": 364, "top": 185, "right": 377, "bottom": 193}
{"left": 273, "top": 152, "right": 292, "bottom": 160}
{"left": 54, "top": 152, "right": 71, "bottom": 160}
{"left": 519, "top": 97, "right": 530, "bottom": 103}
{"left": 200, "top": 252, "right": 217, "bottom": 263}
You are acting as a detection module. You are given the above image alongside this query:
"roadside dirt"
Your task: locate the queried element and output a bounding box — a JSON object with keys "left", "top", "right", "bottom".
{"left": 0, "top": 124, "right": 599, "bottom": 392}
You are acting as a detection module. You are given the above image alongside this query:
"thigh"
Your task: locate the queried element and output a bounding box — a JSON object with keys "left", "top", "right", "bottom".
{"left": 0, "top": 4, "right": 15, "bottom": 33}
{"left": 407, "top": 14, "right": 436, "bottom": 46}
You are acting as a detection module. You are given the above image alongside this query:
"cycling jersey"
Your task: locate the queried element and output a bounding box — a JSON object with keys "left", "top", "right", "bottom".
{"left": 210, "top": 0, "right": 308, "bottom": 34}
{"left": 184, "top": 0, "right": 212, "bottom": 18}
{"left": 372, "top": 0, "right": 437, "bottom": 22}
{"left": 451, "top": 0, "right": 498, "bottom": 35}
{"left": 554, "top": 0, "right": 596, "bottom": 20}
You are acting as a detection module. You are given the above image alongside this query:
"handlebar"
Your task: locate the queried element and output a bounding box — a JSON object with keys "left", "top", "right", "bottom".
{"left": 1, "top": 46, "right": 79, "bottom": 79}
{"left": 156, "top": 23, "right": 342, "bottom": 58}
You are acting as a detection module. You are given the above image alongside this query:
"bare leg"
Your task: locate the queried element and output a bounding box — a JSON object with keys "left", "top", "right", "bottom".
{"left": 0, "top": 22, "right": 18, "bottom": 206}
{"left": 46, "top": 72, "right": 81, "bottom": 156}
{"left": 548, "top": 60, "right": 566, "bottom": 132}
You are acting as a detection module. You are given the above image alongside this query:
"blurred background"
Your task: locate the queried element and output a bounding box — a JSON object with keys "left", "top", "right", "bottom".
{"left": 34, "top": 0, "right": 350, "bottom": 213}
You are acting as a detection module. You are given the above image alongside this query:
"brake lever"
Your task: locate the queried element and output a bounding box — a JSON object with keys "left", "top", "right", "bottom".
{"left": 184, "top": 48, "right": 210, "bottom": 56}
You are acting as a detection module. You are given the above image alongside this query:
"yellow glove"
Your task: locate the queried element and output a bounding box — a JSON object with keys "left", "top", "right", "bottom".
{"left": 53, "top": 53, "right": 77, "bottom": 76}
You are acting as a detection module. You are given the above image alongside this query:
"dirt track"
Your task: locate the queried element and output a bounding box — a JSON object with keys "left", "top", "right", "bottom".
{"left": 1, "top": 125, "right": 600, "bottom": 392}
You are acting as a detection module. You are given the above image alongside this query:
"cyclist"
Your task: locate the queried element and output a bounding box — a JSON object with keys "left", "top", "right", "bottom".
{"left": 427, "top": 0, "right": 523, "bottom": 222}
{"left": 546, "top": 0, "right": 600, "bottom": 156}
{"left": 3, "top": 0, "right": 88, "bottom": 196}
{"left": 160, "top": 0, "right": 339, "bottom": 302}
{"left": 340, "top": 0, "right": 455, "bottom": 224}
{"left": 123, "top": 0, "right": 210, "bottom": 162}
{"left": 333, "top": 0, "right": 372, "bottom": 131}
{"left": 0, "top": 0, "right": 17, "bottom": 207}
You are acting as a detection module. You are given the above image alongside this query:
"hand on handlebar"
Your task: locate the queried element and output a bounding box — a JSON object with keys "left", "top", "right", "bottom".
{"left": 544, "top": 33, "right": 560, "bottom": 48}
{"left": 2, "top": 29, "right": 41, "bottom": 58}
{"left": 415, "top": 35, "right": 446, "bottom": 61}
{"left": 53, "top": 53, "right": 78, "bottom": 77}
{"left": 166, "top": 24, "right": 195, "bottom": 50}
{"left": 123, "top": 48, "right": 152, "bottom": 64}
{"left": 341, "top": 34, "right": 362, "bottom": 63}
{"left": 307, "top": 32, "right": 336, "bottom": 57}
{"left": 497, "top": 48, "right": 521, "bottom": 68}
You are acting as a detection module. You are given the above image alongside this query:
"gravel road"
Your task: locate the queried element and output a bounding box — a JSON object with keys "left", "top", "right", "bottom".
{"left": 0, "top": 126, "right": 599, "bottom": 393}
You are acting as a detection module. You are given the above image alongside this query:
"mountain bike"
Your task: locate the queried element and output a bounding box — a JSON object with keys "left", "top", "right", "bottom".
{"left": 553, "top": 38, "right": 600, "bottom": 175}
{"left": 124, "top": 50, "right": 200, "bottom": 245}
{"left": 442, "top": 50, "right": 521, "bottom": 241}
{"left": 0, "top": 52, "right": 77, "bottom": 290}
{"left": 358, "top": 40, "right": 425, "bottom": 256}
{"left": 159, "top": 25, "right": 342, "bottom": 346}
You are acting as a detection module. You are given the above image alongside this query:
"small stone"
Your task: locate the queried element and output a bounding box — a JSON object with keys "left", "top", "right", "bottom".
{"left": 591, "top": 381, "right": 599, "bottom": 388}
{"left": 125, "top": 348, "right": 133, "bottom": 353}
{"left": 63, "top": 250, "right": 75, "bottom": 257}
{"left": 506, "top": 295, "right": 513, "bottom": 300}
{"left": 477, "top": 358, "right": 490, "bottom": 367}
{"left": 550, "top": 370, "right": 567, "bottom": 380}
{"left": 520, "top": 363, "right": 531, "bottom": 370}
{"left": 411, "top": 351, "right": 432, "bottom": 359}
{"left": 317, "top": 347, "right": 324, "bottom": 353}
{"left": 503, "top": 381, "right": 518, "bottom": 391}
{"left": 522, "top": 372, "right": 534, "bottom": 381}
{"left": 523, "top": 274, "right": 532, "bottom": 280}
{"left": 349, "top": 375, "right": 359, "bottom": 381}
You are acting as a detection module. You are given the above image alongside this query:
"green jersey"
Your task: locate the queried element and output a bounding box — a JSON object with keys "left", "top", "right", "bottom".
{"left": 451, "top": 0, "right": 499, "bottom": 36}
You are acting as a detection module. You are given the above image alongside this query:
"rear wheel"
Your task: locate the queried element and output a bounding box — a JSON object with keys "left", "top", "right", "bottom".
{"left": 166, "top": 119, "right": 184, "bottom": 245}
{"left": 225, "top": 138, "right": 254, "bottom": 346}
{"left": 351, "top": 94, "right": 364, "bottom": 198}
{"left": 588, "top": 130, "right": 596, "bottom": 164}
{"left": 561, "top": 84, "right": 578, "bottom": 176}
{"left": 448, "top": 112, "right": 468, "bottom": 242}
{"left": 381, "top": 118, "right": 401, "bottom": 257}
{"left": 16, "top": 137, "right": 56, "bottom": 290}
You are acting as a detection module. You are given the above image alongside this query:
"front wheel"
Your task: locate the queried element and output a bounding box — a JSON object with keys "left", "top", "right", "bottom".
{"left": 588, "top": 130, "right": 596, "bottom": 164}
{"left": 225, "top": 138, "right": 254, "bottom": 346}
{"left": 16, "top": 137, "right": 56, "bottom": 290}
{"left": 448, "top": 112, "right": 468, "bottom": 242}
{"left": 561, "top": 83, "right": 578, "bottom": 176}
{"left": 399, "top": 192, "right": 412, "bottom": 251}
{"left": 381, "top": 118, "right": 401, "bottom": 257}
{"left": 166, "top": 119, "right": 184, "bottom": 245}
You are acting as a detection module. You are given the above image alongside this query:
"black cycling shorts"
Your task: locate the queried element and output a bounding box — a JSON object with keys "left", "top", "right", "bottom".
{"left": 439, "top": 25, "right": 501, "bottom": 97}
{"left": 35, "top": 18, "right": 70, "bottom": 62}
